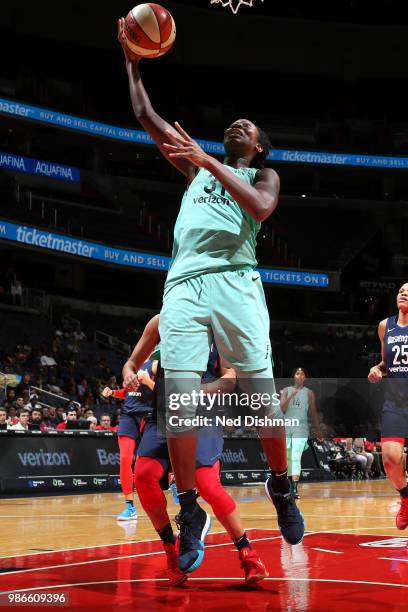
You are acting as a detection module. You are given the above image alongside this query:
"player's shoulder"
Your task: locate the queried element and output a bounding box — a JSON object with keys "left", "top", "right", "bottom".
{"left": 378, "top": 318, "right": 388, "bottom": 338}
{"left": 255, "top": 167, "right": 279, "bottom": 182}
{"left": 186, "top": 165, "right": 200, "bottom": 185}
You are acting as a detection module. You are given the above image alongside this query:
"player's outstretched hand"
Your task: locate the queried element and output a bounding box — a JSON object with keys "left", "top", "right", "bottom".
{"left": 101, "top": 386, "right": 113, "bottom": 398}
{"left": 117, "top": 17, "right": 140, "bottom": 63}
{"left": 163, "top": 122, "right": 212, "bottom": 168}
{"left": 368, "top": 365, "right": 383, "bottom": 384}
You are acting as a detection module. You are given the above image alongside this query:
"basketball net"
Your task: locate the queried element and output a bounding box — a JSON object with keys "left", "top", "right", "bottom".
{"left": 210, "top": 0, "right": 264, "bottom": 15}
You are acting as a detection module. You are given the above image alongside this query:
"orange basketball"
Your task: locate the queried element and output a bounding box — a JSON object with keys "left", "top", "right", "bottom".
{"left": 124, "top": 3, "right": 176, "bottom": 59}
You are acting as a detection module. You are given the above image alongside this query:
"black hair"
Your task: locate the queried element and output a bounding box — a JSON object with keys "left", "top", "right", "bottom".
{"left": 252, "top": 125, "right": 272, "bottom": 169}
{"left": 291, "top": 367, "right": 309, "bottom": 379}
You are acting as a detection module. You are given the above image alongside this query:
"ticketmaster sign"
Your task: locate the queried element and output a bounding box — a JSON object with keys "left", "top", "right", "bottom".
{"left": 0, "top": 219, "right": 335, "bottom": 289}
{"left": 1, "top": 97, "right": 407, "bottom": 169}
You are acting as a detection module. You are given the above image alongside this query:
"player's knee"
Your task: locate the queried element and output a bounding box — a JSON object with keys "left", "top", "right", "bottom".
{"left": 236, "top": 369, "right": 282, "bottom": 418}
{"left": 134, "top": 457, "right": 160, "bottom": 488}
{"left": 383, "top": 449, "right": 403, "bottom": 469}
{"left": 134, "top": 458, "right": 166, "bottom": 511}
{"left": 195, "top": 466, "right": 236, "bottom": 517}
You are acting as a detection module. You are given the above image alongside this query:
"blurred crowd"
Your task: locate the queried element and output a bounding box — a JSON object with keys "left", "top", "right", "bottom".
{"left": 0, "top": 311, "right": 128, "bottom": 430}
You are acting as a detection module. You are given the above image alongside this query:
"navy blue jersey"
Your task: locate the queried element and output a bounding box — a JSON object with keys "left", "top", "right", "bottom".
{"left": 121, "top": 360, "right": 155, "bottom": 415}
{"left": 384, "top": 316, "right": 408, "bottom": 406}
{"left": 153, "top": 344, "right": 220, "bottom": 420}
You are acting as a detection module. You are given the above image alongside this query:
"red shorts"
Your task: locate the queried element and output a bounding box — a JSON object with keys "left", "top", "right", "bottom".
{"left": 381, "top": 437, "right": 406, "bottom": 445}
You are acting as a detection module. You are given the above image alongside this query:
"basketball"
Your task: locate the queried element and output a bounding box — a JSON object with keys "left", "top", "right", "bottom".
{"left": 124, "top": 3, "right": 176, "bottom": 58}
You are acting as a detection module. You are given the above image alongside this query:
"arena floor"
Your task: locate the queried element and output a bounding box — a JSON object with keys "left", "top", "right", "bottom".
{"left": 1, "top": 480, "right": 407, "bottom": 610}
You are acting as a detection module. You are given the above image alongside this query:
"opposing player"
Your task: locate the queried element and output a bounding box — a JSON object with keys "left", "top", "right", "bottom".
{"left": 280, "top": 368, "right": 321, "bottom": 498}
{"left": 368, "top": 283, "right": 408, "bottom": 529}
{"left": 102, "top": 352, "right": 157, "bottom": 521}
{"left": 118, "top": 19, "right": 304, "bottom": 572}
{"left": 123, "top": 315, "right": 268, "bottom": 586}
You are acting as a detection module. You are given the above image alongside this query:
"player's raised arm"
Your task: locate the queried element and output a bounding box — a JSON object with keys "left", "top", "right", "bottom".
{"left": 122, "top": 314, "right": 160, "bottom": 387}
{"left": 118, "top": 18, "right": 195, "bottom": 182}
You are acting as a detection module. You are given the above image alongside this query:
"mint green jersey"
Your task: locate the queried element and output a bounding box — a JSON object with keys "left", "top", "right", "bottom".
{"left": 284, "top": 386, "right": 310, "bottom": 437}
{"left": 164, "top": 166, "right": 261, "bottom": 293}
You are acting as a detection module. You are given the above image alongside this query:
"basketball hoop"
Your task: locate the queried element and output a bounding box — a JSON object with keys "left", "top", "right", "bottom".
{"left": 210, "top": 0, "right": 264, "bottom": 15}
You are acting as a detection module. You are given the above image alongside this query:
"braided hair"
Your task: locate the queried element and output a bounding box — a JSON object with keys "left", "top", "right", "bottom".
{"left": 251, "top": 125, "right": 272, "bottom": 169}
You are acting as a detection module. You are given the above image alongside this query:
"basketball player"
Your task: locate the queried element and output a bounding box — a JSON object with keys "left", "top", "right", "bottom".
{"left": 368, "top": 282, "right": 408, "bottom": 529}
{"left": 118, "top": 19, "right": 304, "bottom": 573}
{"left": 123, "top": 315, "right": 268, "bottom": 586}
{"left": 102, "top": 355, "right": 157, "bottom": 521}
{"left": 280, "top": 368, "right": 321, "bottom": 499}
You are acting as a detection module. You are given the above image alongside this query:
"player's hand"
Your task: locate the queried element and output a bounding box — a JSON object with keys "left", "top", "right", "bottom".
{"left": 123, "top": 370, "right": 139, "bottom": 389}
{"left": 368, "top": 365, "right": 383, "bottom": 384}
{"left": 117, "top": 17, "right": 140, "bottom": 63}
{"left": 163, "top": 122, "right": 213, "bottom": 168}
{"left": 101, "top": 387, "right": 113, "bottom": 398}
{"left": 137, "top": 369, "right": 151, "bottom": 385}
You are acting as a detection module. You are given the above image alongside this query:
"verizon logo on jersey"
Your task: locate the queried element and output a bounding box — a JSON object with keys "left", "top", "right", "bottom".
{"left": 193, "top": 194, "right": 230, "bottom": 206}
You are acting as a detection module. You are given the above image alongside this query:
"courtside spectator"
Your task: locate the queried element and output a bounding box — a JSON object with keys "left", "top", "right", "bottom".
{"left": 55, "top": 407, "right": 65, "bottom": 424}
{"left": 96, "top": 414, "right": 117, "bottom": 432}
{"left": 365, "top": 440, "right": 384, "bottom": 478}
{"left": 6, "top": 406, "right": 17, "bottom": 425}
{"left": 87, "top": 416, "right": 98, "bottom": 431}
{"left": 56, "top": 408, "right": 78, "bottom": 430}
{"left": 353, "top": 438, "right": 374, "bottom": 478}
{"left": 0, "top": 408, "right": 8, "bottom": 430}
{"left": 10, "top": 409, "right": 30, "bottom": 430}
{"left": 29, "top": 408, "right": 43, "bottom": 429}
{"left": 40, "top": 407, "right": 54, "bottom": 431}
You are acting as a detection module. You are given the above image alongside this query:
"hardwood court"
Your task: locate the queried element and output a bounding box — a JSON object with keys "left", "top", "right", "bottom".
{"left": 0, "top": 480, "right": 407, "bottom": 610}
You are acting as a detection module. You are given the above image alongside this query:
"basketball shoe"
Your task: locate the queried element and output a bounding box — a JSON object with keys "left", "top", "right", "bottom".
{"left": 292, "top": 480, "right": 300, "bottom": 499}
{"left": 163, "top": 542, "right": 188, "bottom": 586}
{"left": 239, "top": 547, "right": 269, "bottom": 585}
{"left": 117, "top": 503, "right": 138, "bottom": 521}
{"left": 396, "top": 497, "right": 408, "bottom": 530}
{"left": 265, "top": 477, "right": 305, "bottom": 544}
{"left": 169, "top": 477, "right": 180, "bottom": 504}
{"left": 175, "top": 505, "right": 211, "bottom": 573}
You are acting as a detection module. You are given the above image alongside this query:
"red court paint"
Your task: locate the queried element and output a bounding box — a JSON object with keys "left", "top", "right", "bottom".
{"left": 1, "top": 530, "right": 407, "bottom": 611}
